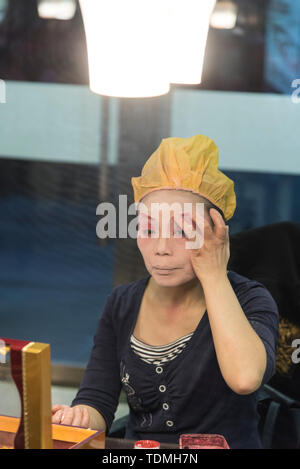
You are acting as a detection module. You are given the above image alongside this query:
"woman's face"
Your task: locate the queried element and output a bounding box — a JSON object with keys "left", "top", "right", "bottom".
{"left": 136, "top": 189, "right": 212, "bottom": 286}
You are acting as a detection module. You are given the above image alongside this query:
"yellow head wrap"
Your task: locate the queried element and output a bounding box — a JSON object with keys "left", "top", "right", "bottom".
{"left": 131, "top": 134, "right": 236, "bottom": 221}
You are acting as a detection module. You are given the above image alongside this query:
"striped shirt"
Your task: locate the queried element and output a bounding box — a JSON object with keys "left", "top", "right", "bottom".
{"left": 130, "top": 332, "right": 194, "bottom": 365}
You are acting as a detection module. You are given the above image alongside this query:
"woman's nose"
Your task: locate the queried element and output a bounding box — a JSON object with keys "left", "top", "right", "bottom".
{"left": 154, "top": 232, "right": 172, "bottom": 254}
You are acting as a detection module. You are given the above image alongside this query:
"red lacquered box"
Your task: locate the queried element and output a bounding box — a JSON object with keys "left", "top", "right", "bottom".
{"left": 179, "top": 434, "right": 230, "bottom": 449}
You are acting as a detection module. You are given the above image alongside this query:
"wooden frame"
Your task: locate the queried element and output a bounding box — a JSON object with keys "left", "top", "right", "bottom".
{"left": 0, "top": 337, "right": 105, "bottom": 449}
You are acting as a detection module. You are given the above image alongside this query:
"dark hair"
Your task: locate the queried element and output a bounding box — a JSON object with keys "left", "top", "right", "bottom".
{"left": 199, "top": 197, "right": 227, "bottom": 227}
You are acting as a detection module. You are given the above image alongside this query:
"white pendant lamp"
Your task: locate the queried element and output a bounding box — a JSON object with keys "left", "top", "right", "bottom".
{"left": 79, "top": 0, "right": 170, "bottom": 98}
{"left": 37, "top": 0, "right": 77, "bottom": 20}
{"left": 168, "top": 0, "right": 217, "bottom": 85}
{"left": 210, "top": 1, "right": 238, "bottom": 29}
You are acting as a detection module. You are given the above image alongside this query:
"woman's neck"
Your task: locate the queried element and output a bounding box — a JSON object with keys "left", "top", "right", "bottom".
{"left": 146, "top": 275, "right": 205, "bottom": 311}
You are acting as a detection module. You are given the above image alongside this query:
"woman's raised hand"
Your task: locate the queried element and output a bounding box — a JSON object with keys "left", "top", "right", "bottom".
{"left": 185, "top": 208, "right": 230, "bottom": 282}
{"left": 52, "top": 404, "right": 90, "bottom": 428}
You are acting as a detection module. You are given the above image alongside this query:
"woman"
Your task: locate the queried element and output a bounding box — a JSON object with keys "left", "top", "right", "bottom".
{"left": 52, "top": 135, "right": 279, "bottom": 448}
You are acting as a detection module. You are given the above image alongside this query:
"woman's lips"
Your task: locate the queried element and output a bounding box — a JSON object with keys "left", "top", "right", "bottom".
{"left": 153, "top": 267, "right": 177, "bottom": 273}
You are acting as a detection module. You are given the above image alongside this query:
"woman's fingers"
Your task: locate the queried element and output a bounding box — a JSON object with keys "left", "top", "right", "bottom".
{"left": 51, "top": 405, "right": 90, "bottom": 428}
{"left": 52, "top": 404, "right": 65, "bottom": 414}
{"left": 72, "top": 407, "right": 90, "bottom": 428}
{"left": 81, "top": 407, "right": 90, "bottom": 428}
{"left": 52, "top": 409, "right": 63, "bottom": 424}
{"left": 209, "top": 208, "right": 227, "bottom": 239}
{"left": 72, "top": 406, "right": 84, "bottom": 427}
{"left": 60, "top": 406, "right": 74, "bottom": 426}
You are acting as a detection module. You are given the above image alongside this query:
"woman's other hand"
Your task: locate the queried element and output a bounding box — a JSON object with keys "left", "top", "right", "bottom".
{"left": 186, "top": 208, "right": 230, "bottom": 282}
{"left": 52, "top": 404, "right": 90, "bottom": 428}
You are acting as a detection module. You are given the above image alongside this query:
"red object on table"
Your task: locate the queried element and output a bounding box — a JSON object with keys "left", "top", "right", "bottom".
{"left": 179, "top": 434, "right": 230, "bottom": 449}
{"left": 134, "top": 439, "right": 160, "bottom": 449}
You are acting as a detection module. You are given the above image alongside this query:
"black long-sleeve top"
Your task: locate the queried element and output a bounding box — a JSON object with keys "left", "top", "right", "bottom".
{"left": 71, "top": 270, "right": 279, "bottom": 449}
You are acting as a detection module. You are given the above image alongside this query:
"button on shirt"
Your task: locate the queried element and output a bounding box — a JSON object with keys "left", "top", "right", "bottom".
{"left": 71, "top": 271, "right": 279, "bottom": 449}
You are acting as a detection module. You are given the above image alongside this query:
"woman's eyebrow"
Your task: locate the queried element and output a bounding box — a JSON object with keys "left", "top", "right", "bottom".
{"left": 139, "top": 212, "right": 194, "bottom": 221}
{"left": 139, "top": 213, "right": 154, "bottom": 219}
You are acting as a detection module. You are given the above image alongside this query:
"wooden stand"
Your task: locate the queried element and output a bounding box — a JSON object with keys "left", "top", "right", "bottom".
{"left": 0, "top": 337, "right": 105, "bottom": 449}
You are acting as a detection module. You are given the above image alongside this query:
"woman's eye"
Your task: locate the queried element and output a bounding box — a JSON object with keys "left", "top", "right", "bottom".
{"left": 174, "top": 228, "right": 186, "bottom": 237}
{"left": 138, "top": 222, "right": 151, "bottom": 233}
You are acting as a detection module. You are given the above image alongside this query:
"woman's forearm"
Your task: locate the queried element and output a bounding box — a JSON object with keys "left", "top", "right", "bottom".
{"left": 201, "top": 272, "right": 267, "bottom": 394}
